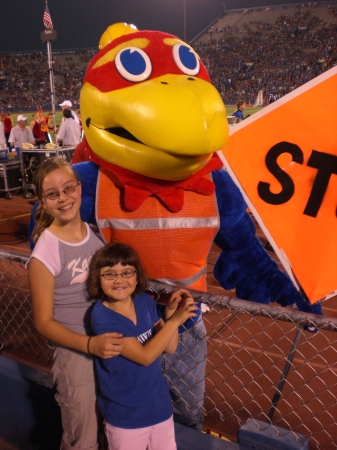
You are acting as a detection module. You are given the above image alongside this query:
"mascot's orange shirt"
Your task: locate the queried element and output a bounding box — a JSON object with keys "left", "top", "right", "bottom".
{"left": 96, "top": 168, "right": 219, "bottom": 291}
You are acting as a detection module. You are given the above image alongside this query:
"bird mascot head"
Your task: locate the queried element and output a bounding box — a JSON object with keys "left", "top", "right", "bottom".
{"left": 80, "top": 22, "right": 228, "bottom": 181}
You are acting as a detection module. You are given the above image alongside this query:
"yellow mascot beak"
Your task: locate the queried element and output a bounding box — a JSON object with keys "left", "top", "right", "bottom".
{"left": 81, "top": 73, "right": 228, "bottom": 181}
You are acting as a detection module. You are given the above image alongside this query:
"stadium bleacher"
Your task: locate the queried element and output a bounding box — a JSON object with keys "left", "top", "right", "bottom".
{"left": 0, "top": 50, "right": 94, "bottom": 111}
{"left": 193, "top": 2, "right": 337, "bottom": 103}
{"left": 0, "top": 2, "right": 336, "bottom": 110}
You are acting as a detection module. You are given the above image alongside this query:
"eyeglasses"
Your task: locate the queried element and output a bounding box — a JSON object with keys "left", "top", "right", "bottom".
{"left": 100, "top": 270, "right": 137, "bottom": 281}
{"left": 42, "top": 183, "right": 79, "bottom": 200}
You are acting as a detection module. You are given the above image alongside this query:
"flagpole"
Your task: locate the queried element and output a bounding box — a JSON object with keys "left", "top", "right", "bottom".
{"left": 41, "top": 1, "right": 57, "bottom": 143}
{"left": 46, "top": 40, "right": 57, "bottom": 140}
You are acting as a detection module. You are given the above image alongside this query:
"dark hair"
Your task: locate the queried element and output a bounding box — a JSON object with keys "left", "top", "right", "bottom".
{"left": 87, "top": 243, "right": 149, "bottom": 299}
{"left": 236, "top": 100, "right": 245, "bottom": 109}
{"left": 63, "top": 108, "right": 72, "bottom": 119}
{"left": 32, "top": 157, "right": 79, "bottom": 242}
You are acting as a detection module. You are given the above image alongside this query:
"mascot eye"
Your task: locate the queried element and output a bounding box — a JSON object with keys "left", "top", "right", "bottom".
{"left": 172, "top": 44, "right": 200, "bottom": 76}
{"left": 115, "top": 47, "right": 152, "bottom": 82}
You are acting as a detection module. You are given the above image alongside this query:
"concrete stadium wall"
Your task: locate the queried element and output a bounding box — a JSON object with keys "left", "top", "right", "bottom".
{"left": 0, "top": 355, "right": 237, "bottom": 450}
{"left": 0, "top": 355, "right": 62, "bottom": 450}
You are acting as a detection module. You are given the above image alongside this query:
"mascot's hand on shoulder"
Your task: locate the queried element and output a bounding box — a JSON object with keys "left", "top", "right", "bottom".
{"left": 66, "top": 23, "right": 321, "bottom": 316}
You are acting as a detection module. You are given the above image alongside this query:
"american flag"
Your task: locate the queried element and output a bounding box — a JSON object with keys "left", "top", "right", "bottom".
{"left": 43, "top": 3, "right": 53, "bottom": 29}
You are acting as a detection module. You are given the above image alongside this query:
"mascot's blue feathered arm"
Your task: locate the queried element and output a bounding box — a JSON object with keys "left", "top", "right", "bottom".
{"left": 213, "top": 169, "right": 322, "bottom": 315}
{"left": 74, "top": 162, "right": 98, "bottom": 225}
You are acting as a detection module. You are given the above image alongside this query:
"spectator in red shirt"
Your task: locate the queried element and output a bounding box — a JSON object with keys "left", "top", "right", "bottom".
{"left": 30, "top": 112, "right": 46, "bottom": 146}
{"left": 3, "top": 113, "right": 13, "bottom": 148}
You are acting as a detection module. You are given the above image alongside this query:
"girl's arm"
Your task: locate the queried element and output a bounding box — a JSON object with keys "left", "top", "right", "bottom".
{"left": 154, "top": 289, "right": 194, "bottom": 354}
{"left": 28, "top": 258, "right": 123, "bottom": 359}
{"left": 120, "top": 297, "right": 198, "bottom": 366}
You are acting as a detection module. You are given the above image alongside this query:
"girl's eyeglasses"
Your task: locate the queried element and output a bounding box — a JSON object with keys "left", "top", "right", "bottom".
{"left": 100, "top": 270, "right": 137, "bottom": 281}
{"left": 42, "top": 183, "right": 79, "bottom": 200}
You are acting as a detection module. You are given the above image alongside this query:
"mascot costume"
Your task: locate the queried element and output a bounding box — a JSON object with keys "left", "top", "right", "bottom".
{"left": 34, "top": 23, "right": 322, "bottom": 430}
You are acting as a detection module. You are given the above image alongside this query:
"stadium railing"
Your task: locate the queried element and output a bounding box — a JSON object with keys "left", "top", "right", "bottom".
{"left": 0, "top": 250, "right": 336, "bottom": 449}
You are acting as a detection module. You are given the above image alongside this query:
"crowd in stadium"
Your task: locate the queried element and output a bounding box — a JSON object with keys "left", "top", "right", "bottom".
{"left": 0, "top": 3, "right": 336, "bottom": 110}
{"left": 0, "top": 51, "right": 94, "bottom": 110}
{"left": 195, "top": 4, "right": 337, "bottom": 103}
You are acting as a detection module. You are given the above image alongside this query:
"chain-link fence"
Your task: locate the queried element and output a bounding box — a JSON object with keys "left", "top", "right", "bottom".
{"left": 0, "top": 250, "right": 51, "bottom": 366}
{"left": 1, "top": 250, "right": 337, "bottom": 448}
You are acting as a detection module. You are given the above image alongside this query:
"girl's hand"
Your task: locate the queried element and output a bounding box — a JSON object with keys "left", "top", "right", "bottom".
{"left": 165, "top": 288, "right": 193, "bottom": 320}
{"left": 90, "top": 332, "right": 124, "bottom": 359}
{"left": 169, "top": 296, "right": 198, "bottom": 327}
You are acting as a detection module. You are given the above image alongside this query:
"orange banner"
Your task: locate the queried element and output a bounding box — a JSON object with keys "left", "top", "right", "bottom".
{"left": 221, "top": 66, "right": 337, "bottom": 304}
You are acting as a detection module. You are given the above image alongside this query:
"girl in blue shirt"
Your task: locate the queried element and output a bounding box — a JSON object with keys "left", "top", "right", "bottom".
{"left": 87, "top": 242, "right": 198, "bottom": 450}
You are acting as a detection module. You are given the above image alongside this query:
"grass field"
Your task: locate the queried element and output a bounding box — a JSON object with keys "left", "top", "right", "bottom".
{"left": 8, "top": 105, "right": 263, "bottom": 140}
{"left": 11, "top": 106, "right": 261, "bottom": 120}
{"left": 8, "top": 110, "right": 73, "bottom": 141}
{"left": 10, "top": 110, "right": 64, "bottom": 125}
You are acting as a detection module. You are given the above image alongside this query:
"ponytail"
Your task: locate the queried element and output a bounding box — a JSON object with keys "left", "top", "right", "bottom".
{"left": 32, "top": 203, "right": 54, "bottom": 243}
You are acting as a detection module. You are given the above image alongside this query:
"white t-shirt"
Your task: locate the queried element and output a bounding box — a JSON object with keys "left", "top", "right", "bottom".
{"left": 8, "top": 125, "right": 35, "bottom": 147}
{"left": 28, "top": 223, "right": 103, "bottom": 334}
{"left": 57, "top": 118, "right": 82, "bottom": 146}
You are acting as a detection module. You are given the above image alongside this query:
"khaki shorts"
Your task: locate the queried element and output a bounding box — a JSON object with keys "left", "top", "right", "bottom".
{"left": 52, "top": 347, "right": 100, "bottom": 450}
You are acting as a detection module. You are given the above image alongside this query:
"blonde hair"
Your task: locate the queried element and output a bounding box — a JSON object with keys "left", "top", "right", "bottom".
{"left": 32, "top": 158, "right": 79, "bottom": 243}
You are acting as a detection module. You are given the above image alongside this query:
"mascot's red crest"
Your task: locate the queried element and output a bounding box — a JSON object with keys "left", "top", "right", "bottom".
{"left": 84, "top": 30, "right": 211, "bottom": 93}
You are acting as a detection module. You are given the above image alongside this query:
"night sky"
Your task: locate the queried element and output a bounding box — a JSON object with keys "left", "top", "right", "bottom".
{"left": 0, "top": 0, "right": 329, "bottom": 52}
